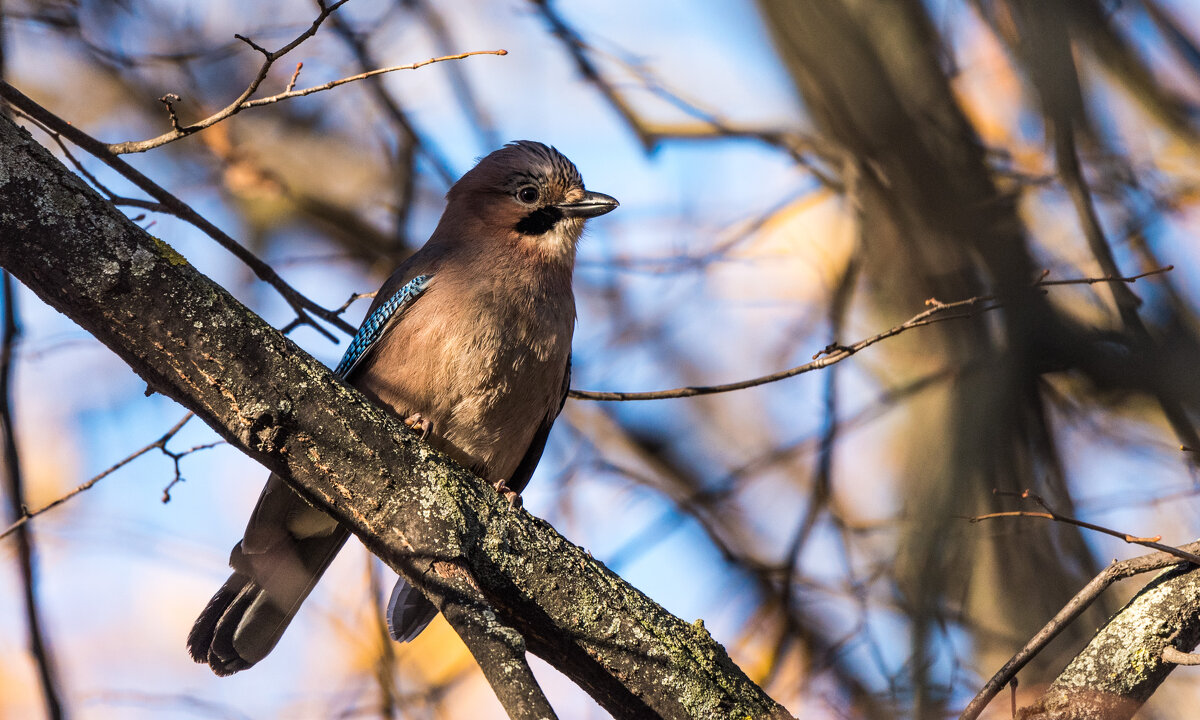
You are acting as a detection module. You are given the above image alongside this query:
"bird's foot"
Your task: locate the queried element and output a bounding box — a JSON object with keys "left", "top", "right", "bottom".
{"left": 404, "top": 413, "right": 433, "bottom": 440}
{"left": 492, "top": 479, "right": 522, "bottom": 509}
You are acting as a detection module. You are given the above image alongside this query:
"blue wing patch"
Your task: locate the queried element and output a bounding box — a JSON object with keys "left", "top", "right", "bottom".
{"left": 334, "top": 274, "right": 432, "bottom": 378}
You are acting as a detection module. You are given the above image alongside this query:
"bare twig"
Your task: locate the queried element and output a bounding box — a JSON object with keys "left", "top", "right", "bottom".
{"left": 160, "top": 438, "right": 226, "bottom": 502}
{"left": 959, "top": 542, "right": 1200, "bottom": 718}
{"left": 104, "top": 0, "right": 353, "bottom": 154}
{"left": 1036, "top": 265, "right": 1174, "bottom": 286}
{"left": 97, "top": 1, "right": 500, "bottom": 156}
{"left": 569, "top": 267, "right": 1174, "bottom": 401}
{"left": 570, "top": 297, "right": 993, "bottom": 401}
{"left": 1162, "top": 645, "right": 1200, "bottom": 666}
{"left": 0, "top": 413, "right": 197, "bottom": 541}
{"left": 284, "top": 62, "right": 302, "bottom": 93}
{"left": 238, "top": 50, "right": 506, "bottom": 110}
{"left": 970, "top": 489, "right": 1200, "bottom": 566}
{"left": 336, "top": 290, "right": 378, "bottom": 314}
{"left": 158, "top": 93, "right": 183, "bottom": 132}
{"left": 0, "top": 272, "right": 66, "bottom": 720}
{"left": 279, "top": 289, "right": 375, "bottom": 336}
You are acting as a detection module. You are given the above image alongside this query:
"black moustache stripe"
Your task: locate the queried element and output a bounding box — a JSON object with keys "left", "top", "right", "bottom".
{"left": 515, "top": 206, "right": 564, "bottom": 236}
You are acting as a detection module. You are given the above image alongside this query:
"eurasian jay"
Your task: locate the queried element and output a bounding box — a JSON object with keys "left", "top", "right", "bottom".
{"left": 187, "top": 141, "right": 618, "bottom": 675}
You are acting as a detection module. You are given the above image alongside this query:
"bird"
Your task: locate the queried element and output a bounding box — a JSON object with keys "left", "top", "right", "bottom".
{"left": 187, "top": 141, "right": 618, "bottom": 676}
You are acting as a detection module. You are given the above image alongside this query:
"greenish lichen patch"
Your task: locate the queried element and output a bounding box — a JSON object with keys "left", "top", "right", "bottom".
{"left": 150, "top": 235, "right": 190, "bottom": 266}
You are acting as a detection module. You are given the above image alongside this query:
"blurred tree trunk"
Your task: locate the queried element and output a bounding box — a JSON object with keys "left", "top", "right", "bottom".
{"left": 754, "top": 0, "right": 1104, "bottom": 712}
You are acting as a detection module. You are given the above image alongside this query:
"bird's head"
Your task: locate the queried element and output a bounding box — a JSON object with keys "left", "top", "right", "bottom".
{"left": 442, "top": 141, "right": 618, "bottom": 263}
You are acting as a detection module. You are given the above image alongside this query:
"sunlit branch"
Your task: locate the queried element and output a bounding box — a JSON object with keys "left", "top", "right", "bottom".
{"left": 97, "top": 0, "right": 503, "bottom": 159}
{"left": 961, "top": 540, "right": 1200, "bottom": 720}
{"left": 238, "top": 50, "right": 506, "bottom": 110}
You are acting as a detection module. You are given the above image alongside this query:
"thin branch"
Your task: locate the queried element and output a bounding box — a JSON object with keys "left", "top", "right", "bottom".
{"left": 279, "top": 289, "right": 375, "bottom": 335}
{"left": 284, "top": 62, "right": 302, "bottom": 94}
{"left": 158, "top": 93, "right": 183, "bottom": 132}
{"left": 16, "top": 109, "right": 175, "bottom": 216}
{"left": 763, "top": 254, "right": 860, "bottom": 686}
{"left": 159, "top": 438, "right": 226, "bottom": 502}
{"left": 968, "top": 489, "right": 1200, "bottom": 566}
{"left": 530, "top": 0, "right": 842, "bottom": 186}
{"left": 238, "top": 50, "right": 507, "bottom": 110}
{"left": 569, "top": 267, "right": 1174, "bottom": 401}
{"left": 1162, "top": 645, "right": 1200, "bottom": 666}
{"left": 0, "top": 413, "right": 196, "bottom": 541}
{"left": 1034, "top": 265, "right": 1175, "bottom": 286}
{"left": 570, "top": 298, "right": 992, "bottom": 401}
{"left": 0, "top": 80, "right": 355, "bottom": 341}
{"left": 0, "top": 272, "right": 66, "bottom": 720}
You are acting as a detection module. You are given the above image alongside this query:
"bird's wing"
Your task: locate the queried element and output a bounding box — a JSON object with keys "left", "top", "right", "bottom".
{"left": 238, "top": 271, "right": 434, "bottom": 557}
{"left": 506, "top": 352, "right": 571, "bottom": 494}
{"left": 195, "top": 272, "right": 436, "bottom": 670}
{"left": 334, "top": 274, "right": 433, "bottom": 379}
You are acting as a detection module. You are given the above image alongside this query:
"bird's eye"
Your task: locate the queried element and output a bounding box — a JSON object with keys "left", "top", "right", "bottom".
{"left": 517, "top": 186, "right": 540, "bottom": 204}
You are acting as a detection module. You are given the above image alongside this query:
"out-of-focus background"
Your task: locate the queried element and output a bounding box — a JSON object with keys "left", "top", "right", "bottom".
{"left": 4, "top": 0, "right": 1200, "bottom": 717}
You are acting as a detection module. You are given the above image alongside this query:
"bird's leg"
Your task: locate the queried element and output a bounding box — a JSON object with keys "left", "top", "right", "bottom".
{"left": 403, "top": 413, "right": 433, "bottom": 440}
{"left": 492, "top": 479, "right": 522, "bottom": 509}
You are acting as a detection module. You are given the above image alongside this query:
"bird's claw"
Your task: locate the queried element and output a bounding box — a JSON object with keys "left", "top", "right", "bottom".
{"left": 492, "top": 479, "right": 522, "bottom": 509}
{"left": 404, "top": 413, "right": 433, "bottom": 440}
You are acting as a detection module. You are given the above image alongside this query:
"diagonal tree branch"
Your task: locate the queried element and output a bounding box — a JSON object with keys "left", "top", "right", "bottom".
{"left": 0, "top": 81, "right": 354, "bottom": 342}
{"left": 1015, "top": 561, "right": 1200, "bottom": 720}
{"left": 0, "top": 104, "right": 791, "bottom": 720}
{"left": 961, "top": 541, "right": 1200, "bottom": 719}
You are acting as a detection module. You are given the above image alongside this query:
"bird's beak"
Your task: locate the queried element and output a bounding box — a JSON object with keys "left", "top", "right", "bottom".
{"left": 557, "top": 191, "right": 619, "bottom": 218}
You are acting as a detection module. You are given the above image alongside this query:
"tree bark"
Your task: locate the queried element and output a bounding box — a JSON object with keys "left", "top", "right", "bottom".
{"left": 1018, "top": 563, "right": 1200, "bottom": 720}
{"left": 0, "top": 111, "right": 793, "bottom": 720}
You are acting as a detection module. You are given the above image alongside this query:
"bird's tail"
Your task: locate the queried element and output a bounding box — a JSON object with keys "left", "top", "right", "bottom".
{"left": 187, "top": 525, "right": 350, "bottom": 675}
{"left": 387, "top": 578, "right": 439, "bottom": 642}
